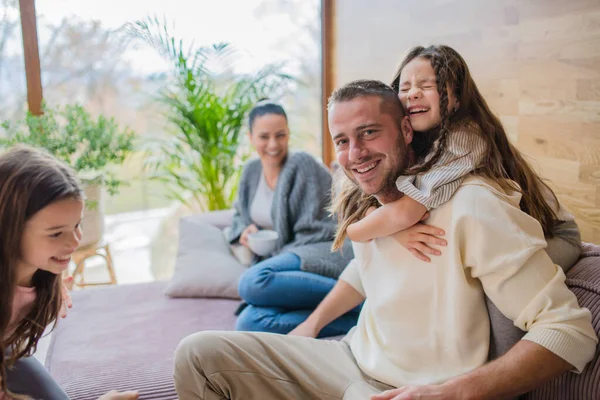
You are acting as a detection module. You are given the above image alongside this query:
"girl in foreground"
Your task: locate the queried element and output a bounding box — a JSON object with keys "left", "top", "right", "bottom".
{"left": 0, "top": 145, "right": 138, "bottom": 399}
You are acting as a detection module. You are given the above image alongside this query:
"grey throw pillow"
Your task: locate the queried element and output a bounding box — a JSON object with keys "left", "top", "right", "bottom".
{"left": 164, "top": 215, "right": 246, "bottom": 299}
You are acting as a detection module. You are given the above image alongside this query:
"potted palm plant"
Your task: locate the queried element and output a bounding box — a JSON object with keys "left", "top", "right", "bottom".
{"left": 0, "top": 104, "right": 136, "bottom": 247}
{"left": 129, "top": 17, "right": 294, "bottom": 211}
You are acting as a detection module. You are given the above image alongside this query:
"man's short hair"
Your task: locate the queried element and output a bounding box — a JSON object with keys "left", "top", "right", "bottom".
{"left": 328, "top": 80, "right": 406, "bottom": 128}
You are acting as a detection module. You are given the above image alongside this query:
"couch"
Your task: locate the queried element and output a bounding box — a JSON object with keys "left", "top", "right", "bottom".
{"left": 45, "top": 210, "right": 600, "bottom": 399}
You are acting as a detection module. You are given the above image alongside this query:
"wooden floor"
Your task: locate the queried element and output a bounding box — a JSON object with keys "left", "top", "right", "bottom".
{"left": 333, "top": 0, "right": 600, "bottom": 242}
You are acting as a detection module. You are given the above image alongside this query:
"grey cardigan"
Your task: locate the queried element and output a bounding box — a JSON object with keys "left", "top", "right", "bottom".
{"left": 229, "top": 152, "right": 353, "bottom": 279}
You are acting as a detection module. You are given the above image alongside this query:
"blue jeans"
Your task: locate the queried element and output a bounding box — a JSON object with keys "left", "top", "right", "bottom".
{"left": 236, "top": 252, "right": 360, "bottom": 337}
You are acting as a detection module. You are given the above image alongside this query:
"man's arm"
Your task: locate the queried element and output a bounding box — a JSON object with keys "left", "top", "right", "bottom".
{"left": 456, "top": 184, "right": 596, "bottom": 395}
{"left": 445, "top": 339, "right": 572, "bottom": 399}
{"left": 371, "top": 340, "right": 571, "bottom": 400}
{"left": 289, "top": 260, "right": 365, "bottom": 337}
{"left": 462, "top": 185, "right": 597, "bottom": 374}
{"left": 372, "top": 183, "right": 597, "bottom": 400}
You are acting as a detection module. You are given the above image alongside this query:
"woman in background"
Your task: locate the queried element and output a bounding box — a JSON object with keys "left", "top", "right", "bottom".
{"left": 230, "top": 100, "right": 358, "bottom": 337}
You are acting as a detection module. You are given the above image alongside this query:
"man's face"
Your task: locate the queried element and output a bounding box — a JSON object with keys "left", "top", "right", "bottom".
{"left": 329, "top": 96, "right": 413, "bottom": 202}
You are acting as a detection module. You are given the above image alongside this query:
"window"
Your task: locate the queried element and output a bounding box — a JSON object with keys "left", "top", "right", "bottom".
{"left": 0, "top": 0, "right": 28, "bottom": 122}
{"left": 37, "top": 0, "right": 322, "bottom": 215}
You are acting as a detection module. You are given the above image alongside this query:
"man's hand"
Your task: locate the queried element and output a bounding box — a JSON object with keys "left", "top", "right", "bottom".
{"left": 288, "top": 321, "right": 319, "bottom": 338}
{"left": 370, "top": 382, "right": 461, "bottom": 400}
{"left": 59, "top": 276, "right": 74, "bottom": 318}
{"left": 239, "top": 224, "right": 259, "bottom": 248}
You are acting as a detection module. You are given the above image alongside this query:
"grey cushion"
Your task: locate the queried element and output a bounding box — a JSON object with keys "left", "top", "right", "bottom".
{"left": 164, "top": 215, "right": 246, "bottom": 299}
{"left": 192, "top": 208, "right": 235, "bottom": 230}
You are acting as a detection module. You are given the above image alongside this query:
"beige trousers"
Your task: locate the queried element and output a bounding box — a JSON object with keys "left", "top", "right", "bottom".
{"left": 174, "top": 331, "right": 393, "bottom": 400}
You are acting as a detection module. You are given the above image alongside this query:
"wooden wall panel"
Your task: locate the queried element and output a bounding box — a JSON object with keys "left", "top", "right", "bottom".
{"left": 333, "top": 0, "right": 600, "bottom": 243}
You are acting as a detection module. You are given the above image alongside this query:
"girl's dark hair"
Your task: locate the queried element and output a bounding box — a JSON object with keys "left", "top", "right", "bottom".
{"left": 0, "top": 145, "right": 83, "bottom": 396}
{"left": 248, "top": 98, "right": 287, "bottom": 132}
{"left": 390, "top": 45, "right": 559, "bottom": 236}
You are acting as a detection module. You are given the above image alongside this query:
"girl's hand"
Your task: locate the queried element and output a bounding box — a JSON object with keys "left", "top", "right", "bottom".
{"left": 59, "top": 276, "right": 73, "bottom": 318}
{"left": 239, "top": 224, "right": 259, "bottom": 248}
{"left": 392, "top": 221, "right": 446, "bottom": 263}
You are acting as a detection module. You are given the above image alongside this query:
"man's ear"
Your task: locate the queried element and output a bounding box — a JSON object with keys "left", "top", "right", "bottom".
{"left": 400, "top": 116, "right": 413, "bottom": 145}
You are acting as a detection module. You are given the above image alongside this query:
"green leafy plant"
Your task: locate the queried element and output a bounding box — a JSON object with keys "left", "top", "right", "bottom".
{"left": 129, "top": 17, "right": 294, "bottom": 211}
{"left": 0, "top": 104, "right": 135, "bottom": 195}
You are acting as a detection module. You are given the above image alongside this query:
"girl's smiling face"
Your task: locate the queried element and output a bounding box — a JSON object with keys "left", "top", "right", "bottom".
{"left": 19, "top": 197, "right": 84, "bottom": 286}
{"left": 398, "top": 57, "right": 459, "bottom": 132}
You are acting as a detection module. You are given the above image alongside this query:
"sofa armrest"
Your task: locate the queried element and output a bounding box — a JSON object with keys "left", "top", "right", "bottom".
{"left": 185, "top": 209, "right": 235, "bottom": 230}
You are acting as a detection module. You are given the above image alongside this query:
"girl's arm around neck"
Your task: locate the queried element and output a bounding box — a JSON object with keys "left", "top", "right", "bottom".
{"left": 347, "top": 196, "right": 426, "bottom": 242}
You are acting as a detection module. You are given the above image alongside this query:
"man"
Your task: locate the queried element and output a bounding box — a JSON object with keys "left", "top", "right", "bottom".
{"left": 173, "top": 80, "right": 597, "bottom": 400}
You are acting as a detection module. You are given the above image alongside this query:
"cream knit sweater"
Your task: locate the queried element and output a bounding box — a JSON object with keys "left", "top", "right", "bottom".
{"left": 340, "top": 176, "right": 597, "bottom": 388}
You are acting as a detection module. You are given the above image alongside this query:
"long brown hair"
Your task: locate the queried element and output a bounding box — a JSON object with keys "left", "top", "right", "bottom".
{"left": 391, "top": 45, "right": 559, "bottom": 236}
{"left": 331, "top": 170, "right": 379, "bottom": 251}
{"left": 0, "top": 145, "right": 83, "bottom": 395}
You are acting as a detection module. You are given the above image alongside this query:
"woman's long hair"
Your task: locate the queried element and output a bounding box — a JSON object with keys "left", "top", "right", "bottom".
{"left": 0, "top": 145, "right": 83, "bottom": 396}
{"left": 390, "top": 45, "right": 559, "bottom": 236}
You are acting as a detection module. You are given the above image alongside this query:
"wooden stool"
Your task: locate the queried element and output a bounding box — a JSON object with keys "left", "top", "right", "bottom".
{"left": 70, "top": 240, "right": 117, "bottom": 288}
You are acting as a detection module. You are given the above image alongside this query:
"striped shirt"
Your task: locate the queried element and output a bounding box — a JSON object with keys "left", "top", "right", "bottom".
{"left": 396, "top": 119, "right": 487, "bottom": 210}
